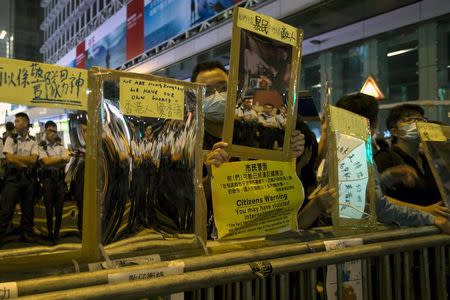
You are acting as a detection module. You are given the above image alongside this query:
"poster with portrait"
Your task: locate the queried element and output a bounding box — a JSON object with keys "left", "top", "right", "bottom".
{"left": 222, "top": 7, "right": 303, "bottom": 161}
{"left": 417, "top": 122, "right": 450, "bottom": 207}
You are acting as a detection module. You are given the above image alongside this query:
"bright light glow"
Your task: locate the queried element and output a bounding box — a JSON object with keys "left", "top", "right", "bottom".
{"left": 386, "top": 47, "right": 417, "bottom": 57}
{"left": 0, "top": 30, "right": 6, "bottom": 39}
{"left": 311, "top": 83, "right": 322, "bottom": 88}
{"left": 360, "top": 75, "right": 384, "bottom": 100}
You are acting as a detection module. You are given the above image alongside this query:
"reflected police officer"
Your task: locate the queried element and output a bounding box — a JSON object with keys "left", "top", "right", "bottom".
{"left": 0, "top": 112, "right": 38, "bottom": 242}
{"left": 39, "top": 121, "right": 70, "bottom": 243}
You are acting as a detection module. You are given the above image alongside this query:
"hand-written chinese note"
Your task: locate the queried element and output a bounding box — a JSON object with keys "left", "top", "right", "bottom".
{"left": 237, "top": 7, "right": 299, "bottom": 46}
{"left": 120, "top": 78, "right": 185, "bottom": 120}
{"left": 0, "top": 57, "right": 87, "bottom": 110}
{"left": 336, "top": 133, "right": 368, "bottom": 219}
{"left": 0, "top": 282, "right": 18, "bottom": 299}
{"left": 417, "top": 122, "right": 447, "bottom": 142}
{"left": 211, "top": 160, "right": 303, "bottom": 239}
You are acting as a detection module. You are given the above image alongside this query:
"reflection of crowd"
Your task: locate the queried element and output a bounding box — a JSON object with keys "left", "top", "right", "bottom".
{"left": 233, "top": 97, "right": 287, "bottom": 149}
{"left": 127, "top": 117, "right": 197, "bottom": 235}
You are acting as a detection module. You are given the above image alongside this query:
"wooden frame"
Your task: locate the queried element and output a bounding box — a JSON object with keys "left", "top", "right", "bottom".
{"left": 222, "top": 7, "right": 303, "bottom": 161}
{"left": 326, "top": 105, "right": 378, "bottom": 233}
{"left": 417, "top": 122, "right": 450, "bottom": 207}
{"left": 87, "top": 67, "right": 207, "bottom": 251}
{"left": 0, "top": 61, "right": 206, "bottom": 272}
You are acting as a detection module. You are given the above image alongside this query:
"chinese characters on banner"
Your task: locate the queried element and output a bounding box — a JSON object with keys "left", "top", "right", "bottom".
{"left": 236, "top": 7, "right": 298, "bottom": 46}
{"left": 211, "top": 160, "right": 303, "bottom": 239}
{"left": 324, "top": 238, "right": 363, "bottom": 300}
{"left": 0, "top": 57, "right": 88, "bottom": 110}
{"left": 336, "top": 132, "right": 369, "bottom": 219}
{"left": 119, "top": 78, "right": 185, "bottom": 120}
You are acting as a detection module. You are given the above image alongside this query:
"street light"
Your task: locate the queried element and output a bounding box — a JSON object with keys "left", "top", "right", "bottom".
{"left": 0, "top": 30, "right": 6, "bottom": 39}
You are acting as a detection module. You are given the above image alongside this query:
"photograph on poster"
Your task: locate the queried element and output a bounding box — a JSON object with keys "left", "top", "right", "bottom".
{"left": 233, "top": 29, "right": 292, "bottom": 151}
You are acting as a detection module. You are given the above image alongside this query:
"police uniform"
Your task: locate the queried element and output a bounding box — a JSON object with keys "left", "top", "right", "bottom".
{"left": 258, "top": 112, "right": 278, "bottom": 149}
{"left": 0, "top": 134, "right": 38, "bottom": 237}
{"left": 39, "top": 139, "right": 67, "bottom": 241}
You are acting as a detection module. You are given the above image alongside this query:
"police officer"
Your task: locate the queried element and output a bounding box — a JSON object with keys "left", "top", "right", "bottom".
{"left": 0, "top": 112, "right": 38, "bottom": 243}
{"left": 39, "top": 121, "right": 70, "bottom": 243}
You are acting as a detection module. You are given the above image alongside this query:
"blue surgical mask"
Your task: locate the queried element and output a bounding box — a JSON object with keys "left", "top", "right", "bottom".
{"left": 203, "top": 91, "right": 227, "bottom": 123}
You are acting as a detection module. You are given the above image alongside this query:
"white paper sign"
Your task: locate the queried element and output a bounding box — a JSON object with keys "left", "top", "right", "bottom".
{"left": 324, "top": 238, "right": 363, "bottom": 300}
{"left": 336, "top": 133, "right": 368, "bottom": 219}
{"left": 108, "top": 260, "right": 185, "bottom": 284}
{"left": 88, "top": 254, "right": 161, "bottom": 271}
{"left": 0, "top": 282, "right": 18, "bottom": 299}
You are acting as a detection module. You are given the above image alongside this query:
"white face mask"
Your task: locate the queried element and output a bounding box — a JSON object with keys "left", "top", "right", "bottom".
{"left": 203, "top": 91, "right": 227, "bottom": 123}
{"left": 398, "top": 122, "right": 419, "bottom": 142}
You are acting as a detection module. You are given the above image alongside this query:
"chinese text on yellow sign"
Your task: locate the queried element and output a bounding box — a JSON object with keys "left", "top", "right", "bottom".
{"left": 236, "top": 7, "right": 299, "bottom": 46}
{"left": 0, "top": 57, "right": 87, "bottom": 110}
{"left": 120, "top": 78, "right": 185, "bottom": 120}
{"left": 212, "top": 160, "right": 303, "bottom": 239}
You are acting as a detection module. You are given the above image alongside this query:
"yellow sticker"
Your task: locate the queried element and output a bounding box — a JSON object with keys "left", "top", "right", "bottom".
{"left": 211, "top": 160, "right": 304, "bottom": 240}
{"left": 236, "top": 7, "right": 300, "bottom": 47}
{"left": 0, "top": 57, "right": 87, "bottom": 110}
{"left": 417, "top": 122, "right": 447, "bottom": 142}
{"left": 120, "top": 78, "right": 185, "bottom": 120}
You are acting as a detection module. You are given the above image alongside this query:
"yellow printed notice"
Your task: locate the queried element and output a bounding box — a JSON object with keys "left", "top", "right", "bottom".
{"left": 237, "top": 7, "right": 300, "bottom": 46}
{"left": 417, "top": 122, "right": 447, "bottom": 142}
{"left": 211, "top": 160, "right": 304, "bottom": 240}
{"left": 120, "top": 78, "right": 184, "bottom": 120}
{"left": 0, "top": 57, "right": 87, "bottom": 110}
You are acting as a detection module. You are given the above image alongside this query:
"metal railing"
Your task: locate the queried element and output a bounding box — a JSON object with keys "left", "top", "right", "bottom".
{"left": 2, "top": 226, "right": 448, "bottom": 299}
{"left": 18, "top": 233, "right": 450, "bottom": 300}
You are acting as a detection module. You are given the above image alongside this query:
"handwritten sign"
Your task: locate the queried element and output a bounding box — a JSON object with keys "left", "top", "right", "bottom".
{"left": 120, "top": 78, "right": 185, "bottom": 120}
{"left": 0, "top": 57, "right": 87, "bottom": 110}
{"left": 336, "top": 133, "right": 368, "bottom": 219}
{"left": 237, "top": 8, "right": 300, "bottom": 47}
{"left": 417, "top": 122, "right": 447, "bottom": 142}
{"left": 0, "top": 282, "right": 18, "bottom": 299}
{"left": 324, "top": 238, "right": 363, "bottom": 300}
{"left": 211, "top": 160, "right": 303, "bottom": 239}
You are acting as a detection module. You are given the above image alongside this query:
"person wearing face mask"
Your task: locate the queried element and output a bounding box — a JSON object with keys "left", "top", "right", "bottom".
{"left": 192, "top": 61, "right": 308, "bottom": 235}
{"left": 333, "top": 95, "right": 449, "bottom": 224}
{"left": 374, "top": 104, "right": 441, "bottom": 207}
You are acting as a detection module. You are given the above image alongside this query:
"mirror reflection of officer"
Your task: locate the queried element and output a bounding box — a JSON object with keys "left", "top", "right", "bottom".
{"left": 39, "top": 121, "right": 70, "bottom": 243}
{"left": 0, "top": 112, "right": 38, "bottom": 243}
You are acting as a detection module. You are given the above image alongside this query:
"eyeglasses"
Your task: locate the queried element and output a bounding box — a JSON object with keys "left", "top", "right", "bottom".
{"left": 397, "top": 117, "right": 427, "bottom": 125}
